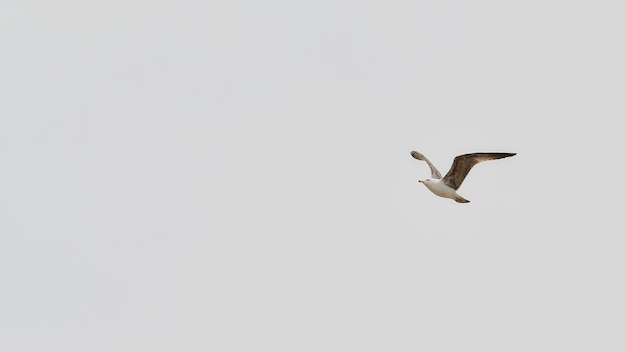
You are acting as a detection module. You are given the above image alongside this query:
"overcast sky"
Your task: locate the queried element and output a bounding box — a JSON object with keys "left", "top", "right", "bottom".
{"left": 1, "top": 1, "right": 625, "bottom": 351}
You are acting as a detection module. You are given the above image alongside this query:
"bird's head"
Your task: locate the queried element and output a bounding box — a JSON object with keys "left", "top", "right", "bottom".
{"left": 419, "top": 179, "right": 431, "bottom": 184}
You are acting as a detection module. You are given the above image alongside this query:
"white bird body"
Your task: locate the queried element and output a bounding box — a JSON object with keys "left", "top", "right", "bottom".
{"left": 419, "top": 179, "right": 469, "bottom": 203}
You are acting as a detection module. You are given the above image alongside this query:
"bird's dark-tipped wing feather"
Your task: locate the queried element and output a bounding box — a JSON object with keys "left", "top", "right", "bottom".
{"left": 442, "top": 152, "right": 516, "bottom": 190}
{"left": 410, "top": 151, "right": 442, "bottom": 179}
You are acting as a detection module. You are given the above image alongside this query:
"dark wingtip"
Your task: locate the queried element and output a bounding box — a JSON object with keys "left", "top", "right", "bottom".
{"left": 496, "top": 152, "right": 516, "bottom": 158}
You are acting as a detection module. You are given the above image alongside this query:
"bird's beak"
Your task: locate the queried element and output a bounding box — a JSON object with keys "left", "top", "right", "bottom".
{"left": 418, "top": 180, "right": 423, "bottom": 183}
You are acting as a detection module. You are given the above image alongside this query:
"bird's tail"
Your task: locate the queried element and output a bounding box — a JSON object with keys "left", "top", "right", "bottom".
{"left": 454, "top": 196, "right": 470, "bottom": 203}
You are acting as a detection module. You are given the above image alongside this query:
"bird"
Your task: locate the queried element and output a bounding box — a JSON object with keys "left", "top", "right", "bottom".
{"left": 410, "top": 150, "right": 516, "bottom": 203}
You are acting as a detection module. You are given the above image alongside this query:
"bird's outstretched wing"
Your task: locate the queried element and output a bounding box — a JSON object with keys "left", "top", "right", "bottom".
{"left": 442, "top": 153, "right": 516, "bottom": 190}
{"left": 410, "top": 151, "right": 442, "bottom": 179}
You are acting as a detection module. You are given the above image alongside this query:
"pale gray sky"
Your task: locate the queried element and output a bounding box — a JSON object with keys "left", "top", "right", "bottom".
{"left": 1, "top": 1, "right": 625, "bottom": 351}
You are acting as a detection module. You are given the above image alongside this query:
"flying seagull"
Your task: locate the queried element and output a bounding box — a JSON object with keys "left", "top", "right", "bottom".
{"left": 411, "top": 150, "right": 516, "bottom": 203}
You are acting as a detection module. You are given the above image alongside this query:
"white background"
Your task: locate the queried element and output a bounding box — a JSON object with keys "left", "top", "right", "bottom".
{"left": 1, "top": 1, "right": 625, "bottom": 351}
